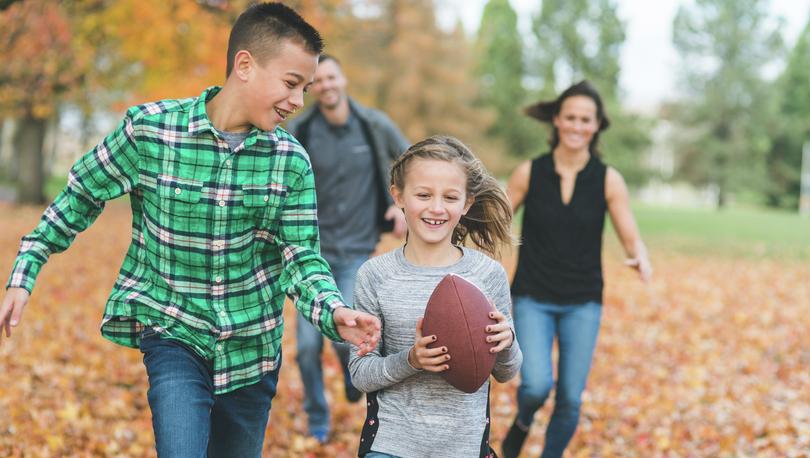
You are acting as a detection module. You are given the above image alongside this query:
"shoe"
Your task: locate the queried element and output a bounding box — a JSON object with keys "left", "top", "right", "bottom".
{"left": 501, "top": 418, "right": 529, "bottom": 458}
{"left": 345, "top": 382, "right": 363, "bottom": 403}
{"left": 310, "top": 428, "right": 329, "bottom": 445}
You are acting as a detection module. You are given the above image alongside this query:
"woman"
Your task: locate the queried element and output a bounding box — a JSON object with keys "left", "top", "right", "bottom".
{"left": 502, "top": 81, "right": 652, "bottom": 458}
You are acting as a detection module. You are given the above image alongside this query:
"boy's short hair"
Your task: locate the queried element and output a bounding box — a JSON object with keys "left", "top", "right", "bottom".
{"left": 226, "top": 2, "right": 323, "bottom": 77}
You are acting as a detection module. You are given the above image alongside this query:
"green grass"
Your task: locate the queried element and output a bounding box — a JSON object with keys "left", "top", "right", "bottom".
{"left": 625, "top": 205, "right": 810, "bottom": 260}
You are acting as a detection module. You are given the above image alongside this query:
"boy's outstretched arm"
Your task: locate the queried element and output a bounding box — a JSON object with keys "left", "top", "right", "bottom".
{"left": 276, "top": 150, "right": 380, "bottom": 352}
{"left": 3, "top": 114, "right": 140, "bottom": 345}
{"left": 0, "top": 288, "right": 29, "bottom": 344}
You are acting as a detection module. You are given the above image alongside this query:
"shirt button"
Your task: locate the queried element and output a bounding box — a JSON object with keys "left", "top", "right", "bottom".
{"left": 218, "top": 200, "right": 226, "bottom": 207}
{"left": 217, "top": 344, "right": 223, "bottom": 352}
{"left": 215, "top": 276, "right": 222, "bottom": 283}
{"left": 263, "top": 195, "right": 269, "bottom": 202}
{"left": 174, "top": 188, "right": 182, "bottom": 195}
{"left": 225, "top": 160, "right": 232, "bottom": 167}
{"left": 219, "top": 310, "right": 227, "bottom": 317}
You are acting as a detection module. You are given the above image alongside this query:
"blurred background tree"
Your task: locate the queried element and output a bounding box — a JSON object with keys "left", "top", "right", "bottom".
{"left": 672, "top": 0, "right": 784, "bottom": 207}
{"left": 0, "top": 0, "right": 808, "bottom": 212}
{"left": 528, "top": 0, "right": 652, "bottom": 186}
{"left": 765, "top": 17, "right": 810, "bottom": 209}
{"left": 474, "top": 0, "right": 540, "bottom": 159}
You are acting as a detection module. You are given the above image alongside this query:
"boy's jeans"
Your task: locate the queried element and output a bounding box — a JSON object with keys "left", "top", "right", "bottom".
{"left": 296, "top": 253, "right": 367, "bottom": 437}
{"left": 512, "top": 296, "right": 602, "bottom": 458}
{"left": 140, "top": 329, "right": 279, "bottom": 458}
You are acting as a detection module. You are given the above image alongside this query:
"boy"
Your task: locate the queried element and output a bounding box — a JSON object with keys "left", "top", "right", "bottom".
{"left": 0, "top": 3, "right": 380, "bottom": 456}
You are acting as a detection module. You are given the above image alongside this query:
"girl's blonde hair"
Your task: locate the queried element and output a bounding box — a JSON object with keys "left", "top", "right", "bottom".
{"left": 390, "top": 135, "right": 515, "bottom": 258}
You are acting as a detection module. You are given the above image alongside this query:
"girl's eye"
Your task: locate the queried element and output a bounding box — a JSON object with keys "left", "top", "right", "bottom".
{"left": 417, "top": 193, "right": 430, "bottom": 199}
{"left": 445, "top": 195, "right": 459, "bottom": 201}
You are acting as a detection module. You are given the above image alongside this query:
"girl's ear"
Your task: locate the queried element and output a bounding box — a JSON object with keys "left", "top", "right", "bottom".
{"left": 462, "top": 195, "right": 475, "bottom": 215}
{"left": 390, "top": 185, "right": 404, "bottom": 208}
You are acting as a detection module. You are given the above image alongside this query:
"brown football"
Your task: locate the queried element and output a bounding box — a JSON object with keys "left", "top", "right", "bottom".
{"left": 421, "top": 273, "right": 498, "bottom": 393}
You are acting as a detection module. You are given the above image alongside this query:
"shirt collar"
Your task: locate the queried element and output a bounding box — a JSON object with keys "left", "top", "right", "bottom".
{"left": 187, "top": 86, "right": 278, "bottom": 145}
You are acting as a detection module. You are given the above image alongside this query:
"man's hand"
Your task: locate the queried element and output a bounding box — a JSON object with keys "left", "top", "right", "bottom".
{"left": 333, "top": 306, "right": 381, "bottom": 356}
{"left": 384, "top": 204, "right": 407, "bottom": 238}
{"left": 1, "top": 287, "right": 30, "bottom": 344}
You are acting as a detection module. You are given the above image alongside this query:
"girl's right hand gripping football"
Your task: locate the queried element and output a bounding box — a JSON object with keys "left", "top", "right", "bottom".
{"left": 408, "top": 317, "right": 450, "bottom": 372}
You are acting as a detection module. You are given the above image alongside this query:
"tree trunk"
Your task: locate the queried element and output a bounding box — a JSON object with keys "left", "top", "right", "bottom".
{"left": 13, "top": 113, "right": 47, "bottom": 205}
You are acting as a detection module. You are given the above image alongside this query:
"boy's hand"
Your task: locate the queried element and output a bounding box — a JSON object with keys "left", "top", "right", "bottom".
{"left": 1, "top": 287, "right": 30, "bottom": 344}
{"left": 485, "top": 310, "right": 513, "bottom": 353}
{"left": 333, "top": 306, "right": 381, "bottom": 356}
{"left": 408, "top": 317, "right": 450, "bottom": 372}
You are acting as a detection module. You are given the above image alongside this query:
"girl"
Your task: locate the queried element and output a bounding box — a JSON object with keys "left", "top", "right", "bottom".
{"left": 348, "top": 135, "right": 523, "bottom": 458}
{"left": 501, "top": 80, "right": 653, "bottom": 458}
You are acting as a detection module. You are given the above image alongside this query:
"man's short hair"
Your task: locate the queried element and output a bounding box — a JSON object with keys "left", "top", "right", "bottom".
{"left": 226, "top": 2, "right": 323, "bottom": 77}
{"left": 318, "top": 54, "right": 341, "bottom": 66}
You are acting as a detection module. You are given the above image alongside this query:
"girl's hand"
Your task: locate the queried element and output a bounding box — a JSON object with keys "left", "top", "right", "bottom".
{"left": 486, "top": 310, "right": 514, "bottom": 353}
{"left": 408, "top": 317, "right": 450, "bottom": 372}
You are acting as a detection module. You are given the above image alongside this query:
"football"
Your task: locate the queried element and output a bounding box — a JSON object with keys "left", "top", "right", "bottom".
{"left": 421, "top": 273, "right": 498, "bottom": 393}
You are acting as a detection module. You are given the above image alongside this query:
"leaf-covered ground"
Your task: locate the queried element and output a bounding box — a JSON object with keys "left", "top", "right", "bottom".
{"left": 1, "top": 201, "right": 808, "bottom": 457}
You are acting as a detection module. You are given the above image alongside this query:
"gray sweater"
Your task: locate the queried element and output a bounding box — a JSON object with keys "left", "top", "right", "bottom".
{"left": 349, "top": 247, "right": 522, "bottom": 458}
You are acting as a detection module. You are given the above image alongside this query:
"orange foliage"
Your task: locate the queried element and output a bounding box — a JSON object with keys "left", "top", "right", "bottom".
{"left": 1, "top": 202, "right": 809, "bottom": 456}
{"left": 0, "top": 1, "right": 88, "bottom": 119}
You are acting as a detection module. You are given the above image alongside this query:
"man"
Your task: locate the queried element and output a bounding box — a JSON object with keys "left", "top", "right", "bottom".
{"left": 286, "top": 54, "right": 408, "bottom": 444}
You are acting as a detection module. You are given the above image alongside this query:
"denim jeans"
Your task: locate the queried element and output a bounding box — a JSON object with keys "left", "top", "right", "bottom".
{"left": 512, "top": 296, "right": 602, "bottom": 458}
{"left": 296, "top": 253, "right": 367, "bottom": 436}
{"left": 365, "top": 452, "right": 401, "bottom": 458}
{"left": 140, "top": 329, "right": 279, "bottom": 458}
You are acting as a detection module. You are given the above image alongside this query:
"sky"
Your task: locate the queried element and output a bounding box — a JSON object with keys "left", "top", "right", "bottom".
{"left": 437, "top": 0, "right": 810, "bottom": 112}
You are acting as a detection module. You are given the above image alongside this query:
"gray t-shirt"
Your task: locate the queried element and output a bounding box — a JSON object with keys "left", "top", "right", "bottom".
{"left": 349, "top": 246, "right": 522, "bottom": 458}
{"left": 306, "top": 113, "right": 378, "bottom": 258}
{"left": 216, "top": 129, "right": 250, "bottom": 151}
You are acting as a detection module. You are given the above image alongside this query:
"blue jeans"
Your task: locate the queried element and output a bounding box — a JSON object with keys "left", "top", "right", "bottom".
{"left": 512, "top": 297, "right": 602, "bottom": 458}
{"left": 140, "top": 329, "right": 279, "bottom": 458}
{"left": 296, "top": 253, "right": 367, "bottom": 436}
{"left": 365, "top": 452, "right": 401, "bottom": 458}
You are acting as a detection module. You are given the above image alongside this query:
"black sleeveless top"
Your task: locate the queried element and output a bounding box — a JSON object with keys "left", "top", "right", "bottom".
{"left": 511, "top": 153, "right": 608, "bottom": 304}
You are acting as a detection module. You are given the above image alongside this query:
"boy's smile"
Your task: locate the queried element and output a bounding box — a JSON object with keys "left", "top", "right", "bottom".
{"left": 243, "top": 40, "right": 317, "bottom": 132}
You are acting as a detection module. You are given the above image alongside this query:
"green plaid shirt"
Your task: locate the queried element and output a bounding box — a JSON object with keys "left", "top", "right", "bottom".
{"left": 7, "top": 86, "right": 346, "bottom": 394}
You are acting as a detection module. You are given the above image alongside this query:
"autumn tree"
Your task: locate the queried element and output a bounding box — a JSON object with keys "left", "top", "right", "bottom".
{"left": 0, "top": 1, "right": 89, "bottom": 204}
{"left": 672, "top": 0, "right": 783, "bottom": 207}
{"left": 348, "top": 0, "right": 489, "bottom": 152}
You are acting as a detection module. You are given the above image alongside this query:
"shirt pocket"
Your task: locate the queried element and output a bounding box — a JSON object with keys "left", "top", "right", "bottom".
{"left": 242, "top": 183, "right": 287, "bottom": 231}
{"left": 157, "top": 175, "right": 203, "bottom": 214}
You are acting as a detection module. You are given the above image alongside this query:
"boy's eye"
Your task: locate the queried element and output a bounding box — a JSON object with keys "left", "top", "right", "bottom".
{"left": 285, "top": 80, "right": 296, "bottom": 89}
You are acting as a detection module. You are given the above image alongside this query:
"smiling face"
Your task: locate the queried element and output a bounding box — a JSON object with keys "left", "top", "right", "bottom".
{"left": 311, "top": 58, "right": 348, "bottom": 110}
{"left": 391, "top": 158, "right": 473, "bottom": 251}
{"left": 239, "top": 39, "right": 318, "bottom": 132}
{"left": 552, "top": 95, "right": 599, "bottom": 153}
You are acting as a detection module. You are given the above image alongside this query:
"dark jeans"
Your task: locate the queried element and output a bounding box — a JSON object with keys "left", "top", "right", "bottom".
{"left": 140, "top": 329, "right": 279, "bottom": 457}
